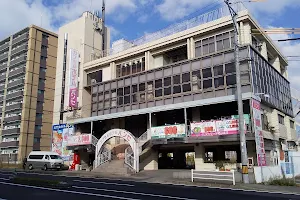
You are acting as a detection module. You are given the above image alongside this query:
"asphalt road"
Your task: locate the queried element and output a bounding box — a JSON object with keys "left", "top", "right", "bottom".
{"left": 0, "top": 171, "right": 299, "bottom": 200}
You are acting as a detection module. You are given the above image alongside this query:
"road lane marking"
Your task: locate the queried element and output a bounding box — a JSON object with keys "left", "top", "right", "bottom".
{"left": 73, "top": 180, "right": 134, "bottom": 187}
{"left": 0, "top": 181, "right": 140, "bottom": 200}
{"left": 0, "top": 178, "right": 9, "bottom": 181}
{"left": 73, "top": 186, "right": 198, "bottom": 200}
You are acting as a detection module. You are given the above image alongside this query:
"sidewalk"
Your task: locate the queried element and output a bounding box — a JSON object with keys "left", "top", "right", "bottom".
{"left": 1, "top": 168, "right": 299, "bottom": 195}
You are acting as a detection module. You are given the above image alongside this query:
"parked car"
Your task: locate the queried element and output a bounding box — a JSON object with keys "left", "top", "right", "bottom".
{"left": 26, "top": 151, "right": 64, "bottom": 171}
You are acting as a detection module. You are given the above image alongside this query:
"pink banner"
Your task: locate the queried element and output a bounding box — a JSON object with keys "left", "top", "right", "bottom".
{"left": 69, "top": 88, "right": 78, "bottom": 108}
{"left": 66, "top": 134, "right": 92, "bottom": 146}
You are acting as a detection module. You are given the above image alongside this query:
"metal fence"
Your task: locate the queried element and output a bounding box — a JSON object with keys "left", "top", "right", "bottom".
{"left": 0, "top": 154, "right": 20, "bottom": 168}
{"left": 191, "top": 169, "right": 236, "bottom": 185}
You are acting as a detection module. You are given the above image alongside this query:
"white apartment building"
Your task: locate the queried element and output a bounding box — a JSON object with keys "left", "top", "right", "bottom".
{"left": 53, "top": 4, "right": 297, "bottom": 172}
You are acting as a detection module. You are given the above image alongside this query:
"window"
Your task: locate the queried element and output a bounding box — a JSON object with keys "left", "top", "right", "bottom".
{"left": 290, "top": 120, "right": 295, "bottom": 129}
{"left": 28, "top": 155, "right": 43, "bottom": 159}
{"left": 203, "top": 79, "right": 212, "bottom": 89}
{"left": 34, "top": 137, "right": 40, "bottom": 143}
{"left": 213, "top": 65, "right": 223, "bottom": 76}
{"left": 35, "top": 125, "right": 42, "bottom": 130}
{"left": 225, "top": 63, "right": 235, "bottom": 73}
{"left": 278, "top": 114, "right": 284, "bottom": 125}
{"left": 202, "top": 68, "right": 212, "bottom": 78}
{"left": 40, "top": 56, "right": 47, "bottom": 60}
{"left": 50, "top": 155, "right": 61, "bottom": 159}
{"left": 38, "top": 90, "right": 44, "bottom": 95}
{"left": 226, "top": 75, "right": 236, "bottom": 86}
{"left": 36, "top": 113, "right": 43, "bottom": 119}
{"left": 214, "top": 77, "right": 224, "bottom": 88}
{"left": 41, "top": 45, "right": 47, "bottom": 50}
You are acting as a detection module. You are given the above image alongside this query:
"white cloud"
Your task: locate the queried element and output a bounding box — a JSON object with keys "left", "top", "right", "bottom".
{"left": 0, "top": 0, "right": 54, "bottom": 39}
{"left": 0, "top": 0, "right": 138, "bottom": 40}
{"left": 156, "top": 0, "right": 214, "bottom": 21}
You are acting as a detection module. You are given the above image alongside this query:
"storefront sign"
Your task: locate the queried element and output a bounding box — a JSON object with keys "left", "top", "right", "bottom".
{"left": 68, "top": 49, "right": 79, "bottom": 108}
{"left": 151, "top": 124, "right": 186, "bottom": 139}
{"left": 252, "top": 99, "right": 267, "bottom": 166}
{"left": 52, "top": 124, "right": 74, "bottom": 161}
{"left": 66, "top": 134, "right": 92, "bottom": 146}
{"left": 190, "top": 119, "right": 242, "bottom": 137}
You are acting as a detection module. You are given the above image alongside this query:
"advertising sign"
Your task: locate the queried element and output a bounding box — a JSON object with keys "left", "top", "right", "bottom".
{"left": 252, "top": 99, "right": 267, "bottom": 166}
{"left": 52, "top": 124, "right": 74, "bottom": 161}
{"left": 190, "top": 119, "right": 243, "bottom": 137}
{"left": 151, "top": 124, "right": 186, "bottom": 139}
{"left": 66, "top": 134, "right": 92, "bottom": 146}
{"left": 68, "top": 49, "right": 79, "bottom": 108}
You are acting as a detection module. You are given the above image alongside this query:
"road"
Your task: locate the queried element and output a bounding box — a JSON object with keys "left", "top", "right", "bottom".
{"left": 0, "top": 171, "right": 299, "bottom": 200}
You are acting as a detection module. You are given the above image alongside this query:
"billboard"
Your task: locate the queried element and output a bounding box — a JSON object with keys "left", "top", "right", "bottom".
{"left": 190, "top": 119, "right": 242, "bottom": 137}
{"left": 52, "top": 124, "right": 74, "bottom": 161}
{"left": 151, "top": 124, "right": 186, "bottom": 139}
{"left": 68, "top": 49, "right": 79, "bottom": 108}
{"left": 66, "top": 134, "right": 92, "bottom": 146}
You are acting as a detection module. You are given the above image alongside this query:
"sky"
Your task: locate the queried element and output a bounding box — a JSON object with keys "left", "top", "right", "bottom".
{"left": 0, "top": 1, "right": 299, "bottom": 93}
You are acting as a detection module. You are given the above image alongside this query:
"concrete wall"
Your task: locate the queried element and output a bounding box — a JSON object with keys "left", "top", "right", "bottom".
{"left": 139, "top": 148, "right": 158, "bottom": 171}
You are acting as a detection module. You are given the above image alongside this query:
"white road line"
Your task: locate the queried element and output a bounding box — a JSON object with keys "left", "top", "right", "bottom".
{"left": 73, "top": 180, "right": 134, "bottom": 187}
{"left": 0, "top": 178, "right": 9, "bottom": 181}
{"left": 73, "top": 186, "right": 198, "bottom": 200}
{"left": 0, "top": 181, "right": 139, "bottom": 200}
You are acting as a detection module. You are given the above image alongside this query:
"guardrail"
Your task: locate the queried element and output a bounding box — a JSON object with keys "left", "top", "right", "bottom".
{"left": 191, "top": 169, "right": 236, "bottom": 185}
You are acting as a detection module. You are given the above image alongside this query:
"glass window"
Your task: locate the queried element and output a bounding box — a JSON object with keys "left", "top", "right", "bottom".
{"left": 124, "top": 86, "right": 130, "bottom": 95}
{"left": 214, "top": 77, "right": 224, "bottom": 88}
{"left": 226, "top": 75, "right": 236, "bottom": 85}
{"left": 36, "top": 113, "right": 42, "bottom": 118}
{"left": 124, "top": 96, "right": 130, "bottom": 104}
{"left": 182, "top": 83, "right": 191, "bottom": 92}
{"left": 34, "top": 137, "right": 40, "bottom": 143}
{"left": 139, "top": 83, "right": 145, "bottom": 91}
{"left": 38, "top": 90, "right": 44, "bottom": 94}
{"left": 225, "top": 63, "right": 235, "bottom": 73}
{"left": 164, "top": 77, "right": 171, "bottom": 87}
{"left": 278, "top": 114, "right": 284, "bottom": 125}
{"left": 202, "top": 68, "right": 212, "bottom": 78}
{"left": 213, "top": 65, "right": 223, "bottom": 76}
{"left": 173, "top": 75, "right": 181, "bottom": 84}
{"left": 132, "top": 85, "right": 138, "bottom": 93}
{"left": 155, "top": 79, "right": 162, "bottom": 88}
{"left": 290, "top": 120, "right": 295, "bottom": 129}
{"left": 155, "top": 89, "right": 163, "bottom": 97}
{"left": 182, "top": 73, "right": 190, "bottom": 83}
{"left": 173, "top": 85, "right": 181, "bottom": 94}
{"left": 203, "top": 79, "right": 212, "bottom": 89}
{"left": 35, "top": 125, "right": 42, "bottom": 130}
{"left": 164, "top": 87, "right": 171, "bottom": 96}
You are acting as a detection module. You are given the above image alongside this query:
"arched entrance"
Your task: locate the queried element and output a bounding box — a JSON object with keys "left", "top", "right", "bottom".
{"left": 95, "top": 129, "right": 139, "bottom": 172}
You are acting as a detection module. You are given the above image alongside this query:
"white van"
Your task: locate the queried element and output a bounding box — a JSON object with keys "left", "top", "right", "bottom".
{"left": 26, "top": 151, "right": 64, "bottom": 171}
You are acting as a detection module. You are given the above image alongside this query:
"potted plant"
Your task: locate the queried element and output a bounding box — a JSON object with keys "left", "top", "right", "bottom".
{"left": 215, "top": 160, "right": 227, "bottom": 171}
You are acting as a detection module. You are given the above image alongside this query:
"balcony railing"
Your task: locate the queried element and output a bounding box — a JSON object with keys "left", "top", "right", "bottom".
{"left": 0, "top": 141, "right": 19, "bottom": 148}
{"left": 1, "top": 128, "right": 20, "bottom": 136}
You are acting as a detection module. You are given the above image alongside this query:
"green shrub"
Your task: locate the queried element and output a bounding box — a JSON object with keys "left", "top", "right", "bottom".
{"left": 268, "top": 177, "right": 296, "bottom": 186}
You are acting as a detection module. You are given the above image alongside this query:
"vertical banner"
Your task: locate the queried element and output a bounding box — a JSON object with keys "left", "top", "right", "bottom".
{"left": 252, "top": 99, "right": 267, "bottom": 166}
{"left": 68, "top": 49, "right": 79, "bottom": 108}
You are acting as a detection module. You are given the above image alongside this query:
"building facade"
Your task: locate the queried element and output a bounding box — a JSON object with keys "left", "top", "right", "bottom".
{"left": 54, "top": 4, "right": 297, "bottom": 171}
{"left": 0, "top": 25, "right": 58, "bottom": 162}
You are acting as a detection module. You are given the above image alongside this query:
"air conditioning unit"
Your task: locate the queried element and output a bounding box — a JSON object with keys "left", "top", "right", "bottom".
{"left": 91, "top": 79, "right": 97, "bottom": 84}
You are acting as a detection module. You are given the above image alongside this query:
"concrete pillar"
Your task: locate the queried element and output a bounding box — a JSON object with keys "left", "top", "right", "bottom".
{"left": 110, "top": 62, "right": 116, "bottom": 79}
{"left": 270, "top": 57, "right": 281, "bottom": 73}
{"left": 187, "top": 38, "right": 191, "bottom": 59}
{"left": 260, "top": 41, "right": 268, "bottom": 61}
{"left": 240, "top": 22, "right": 252, "bottom": 44}
{"left": 190, "top": 37, "right": 195, "bottom": 59}
{"left": 145, "top": 51, "right": 152, "bottom": 70}
{"left": 192, "top": 107, "right": 200, "bottom": 122}
{"left": 194, "top": 144, "right": 205, "bottom": 170}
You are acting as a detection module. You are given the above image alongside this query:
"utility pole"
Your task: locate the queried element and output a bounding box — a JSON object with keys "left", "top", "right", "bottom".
{"left": 225, "top": 0, "right": 249, "bottom": 183}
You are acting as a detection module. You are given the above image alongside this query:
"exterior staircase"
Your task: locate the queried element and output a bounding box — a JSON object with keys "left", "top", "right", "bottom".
{"left": 93, "top": 159, "right": 133, "bottom": 176}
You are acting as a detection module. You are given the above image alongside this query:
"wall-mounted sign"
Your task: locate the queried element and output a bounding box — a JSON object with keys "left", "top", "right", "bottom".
{"left": 151, "top": 124, "right": 186, "bottom": 139}
{"left": 66, "top": 134, "right": 92, "bottom": 146}
{"left": 190, "top": 119, "right": 241, "bottom": 137}
{"left": 68, "top": 49, "right": 79, "bottom": 108}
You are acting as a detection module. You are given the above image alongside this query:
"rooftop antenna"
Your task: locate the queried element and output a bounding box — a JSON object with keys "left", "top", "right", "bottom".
{"left": 102, "top": 0, "right": 106, "bottom": 53}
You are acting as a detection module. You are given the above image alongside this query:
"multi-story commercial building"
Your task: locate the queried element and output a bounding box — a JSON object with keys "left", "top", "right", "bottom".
{"left": 0, "top": 25, "right": 58, "bottom": 162}
{"left": 54, "top": 4, "right": 297, "bottom": 172}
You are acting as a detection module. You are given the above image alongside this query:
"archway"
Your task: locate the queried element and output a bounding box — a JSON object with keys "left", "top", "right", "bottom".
{"left": 95, "top": 129, "right": 139, "bottom": 172}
